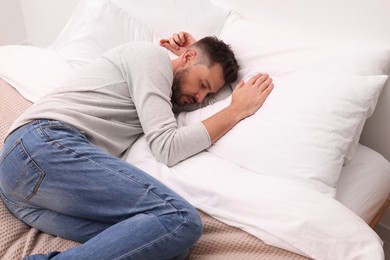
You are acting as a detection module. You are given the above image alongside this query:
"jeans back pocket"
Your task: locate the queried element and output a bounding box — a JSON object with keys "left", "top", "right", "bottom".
{"left": 0, "top": 139, "right": 45, "bottom": 201}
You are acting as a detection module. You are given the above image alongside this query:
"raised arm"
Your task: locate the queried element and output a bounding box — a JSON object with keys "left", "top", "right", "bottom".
{"left": 203, "top": 73, "right": 274, "bottom": 143}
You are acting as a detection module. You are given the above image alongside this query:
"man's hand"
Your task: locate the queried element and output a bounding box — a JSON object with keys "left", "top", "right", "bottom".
{"left": 202, "top": 73, "right": 274, "bottom": 144}
{"left": 160, "top": 32, "right": 196, "bottom": 56}
{"left": 230, "top": 74, "right": 274, "bottom": 119}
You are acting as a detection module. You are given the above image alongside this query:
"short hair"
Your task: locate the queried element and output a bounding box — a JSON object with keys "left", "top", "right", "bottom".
{"left": 191, "top": 36, "right": 239, "bottom": 85}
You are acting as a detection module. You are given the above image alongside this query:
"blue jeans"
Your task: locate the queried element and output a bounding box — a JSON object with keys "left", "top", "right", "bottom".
{"left": 0, "top": 120, "right": 203, "bottom": 260}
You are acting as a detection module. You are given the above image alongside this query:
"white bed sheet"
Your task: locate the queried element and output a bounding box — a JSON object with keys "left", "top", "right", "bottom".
{"left": 126, "top": 138, "right": 387, "bottom": 260}
{"left": 337, "top": 143, "right": 390, "bottom": 224}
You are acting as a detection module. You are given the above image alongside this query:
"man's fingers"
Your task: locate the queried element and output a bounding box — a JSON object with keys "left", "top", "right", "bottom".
{"left": 252, "top": 74, "right": 270, "bottom": 86}
{"left": 160, "top": 38, "right": 178, "bottom": 52}
{"left": 160, "top": 41, "right": 174, "bottom": 52}
{"left": 178, "top": 31, "right": 186, "bottom": 43}
{"left": 247, "top": 73, "right": 263, "bottom": 85}
{"left": 234, "top": 80, "right": 245, "bottom": 90}
{"left": 174, "top": 32, "right": 190, "bottom": 46}
{"left": 159, "top": 39, "right": 168, "bottom": 45}
{"left": 169, "top": 37, "right": 180, "bottom": 50}
{"left": 173, "top": 33, "right": 183, "bottom": 45}
{"left": 261, "top": 83, "right": 274, "bottom": 99}
{"left": 258, "top": 77, "right": 273, "bottom": 91}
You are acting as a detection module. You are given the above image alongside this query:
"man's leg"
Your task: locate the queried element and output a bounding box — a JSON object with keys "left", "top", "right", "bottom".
{"left": 0, "top": 120, "right": 203, "bottom": 259}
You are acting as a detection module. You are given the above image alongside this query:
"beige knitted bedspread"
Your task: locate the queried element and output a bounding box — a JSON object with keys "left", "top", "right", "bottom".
{"left": 0, "top": 78, "right": 309, "bottom": 259}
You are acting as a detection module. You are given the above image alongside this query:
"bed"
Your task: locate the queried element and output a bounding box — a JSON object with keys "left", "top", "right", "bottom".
{"left": 1, "top": 0, "right": 390, "bottom": 259}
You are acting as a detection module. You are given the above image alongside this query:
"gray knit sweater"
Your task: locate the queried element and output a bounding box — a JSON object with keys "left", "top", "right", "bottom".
{"left": 8, "top": 42, "right": 211, "bottom": 166}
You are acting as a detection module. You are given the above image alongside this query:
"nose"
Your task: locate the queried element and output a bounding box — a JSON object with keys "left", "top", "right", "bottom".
{"left": 195, "top": 90, "right": 208, "bottom": 103}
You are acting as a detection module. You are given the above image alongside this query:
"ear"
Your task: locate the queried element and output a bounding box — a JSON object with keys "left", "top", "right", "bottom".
{"left": 180, "top": 49, "right": 197, "bottom": 66}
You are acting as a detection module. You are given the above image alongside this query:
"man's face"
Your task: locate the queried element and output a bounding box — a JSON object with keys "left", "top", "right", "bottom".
{"left": 171, "top": 63, "right": 225, "bottom": 106}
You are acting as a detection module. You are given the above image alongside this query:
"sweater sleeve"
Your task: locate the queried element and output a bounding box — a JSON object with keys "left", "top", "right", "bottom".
{"left": 106, "top": 42, "right": 211, "bottom": 166}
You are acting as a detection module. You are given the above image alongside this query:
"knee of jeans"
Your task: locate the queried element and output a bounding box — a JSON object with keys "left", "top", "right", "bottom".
{"left": 188, "top": 207, "right": 203, "bottom": 238}
{"left": 162, "top": 202, "right": 203, "bottom": 247}
{"left": 178, "top": 204, "right": 203, "bottom": 244}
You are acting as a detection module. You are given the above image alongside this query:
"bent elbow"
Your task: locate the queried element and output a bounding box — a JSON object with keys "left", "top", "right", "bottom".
{"left": 154, "top": 153, "right": 179, "bottom": 167}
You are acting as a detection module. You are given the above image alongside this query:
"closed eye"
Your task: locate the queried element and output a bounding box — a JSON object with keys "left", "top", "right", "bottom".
{"left": 201, "top": 79, "right": 215, "bottom": 97}
{"left": 200, "top": 81, "right": 207, "bottom": 89}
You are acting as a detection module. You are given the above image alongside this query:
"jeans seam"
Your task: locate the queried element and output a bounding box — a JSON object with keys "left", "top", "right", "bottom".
{"left": 37, "top": 124, "right": 51, "bottom": 143}
{"left": 0, "top": 139, "right": 21, "bottom": 164}
{"left": 0, "top": 188, "right": 30, "bottom": 210}
{"left": 39, "top": 120, "right": 86, "bottom": 138}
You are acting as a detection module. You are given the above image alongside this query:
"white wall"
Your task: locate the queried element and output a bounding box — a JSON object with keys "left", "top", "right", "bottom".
{"left": 20, "top": 0, "right": 80, "bottom": 47}
{"left": 0, "top": 0, "right": 27, "bottom": 45}
{"left": 0, "top": 0, "right": 80, "bottom": 47}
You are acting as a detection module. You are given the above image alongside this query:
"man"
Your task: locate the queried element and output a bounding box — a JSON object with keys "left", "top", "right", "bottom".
{"left": 0, "top": 32, "right": 273, "bottom": 259}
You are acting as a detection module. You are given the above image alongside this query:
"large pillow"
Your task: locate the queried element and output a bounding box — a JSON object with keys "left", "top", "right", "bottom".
{"left": 0, "top": 45, "right": 75, "bottom": 102}
{"left": 50, "top": 0, "right": 230, "bottom": 68}
{"left": 176, "top": 13, "right": 390, "bottom": 197}
{"left": 110, "top": 0, "right": 229, "bottom": 41}
{"left": 177, "top": 75, "right": 387, "bottom": 197}
{"left": 217, "top": 12, "right": 390, "bottom": 166}
{"left": 50, "top": 0, "right": 161, "bottom": 69}
{"left": 218, "top": 12, "right": 390, "bottom": 81}
{"left": 0, "top": 0, "right": 165, "bottom": 102}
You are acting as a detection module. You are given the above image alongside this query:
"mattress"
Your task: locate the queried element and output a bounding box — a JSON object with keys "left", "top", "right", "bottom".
{"left": 0, "top": 77, "right": 387, "bottom": 259}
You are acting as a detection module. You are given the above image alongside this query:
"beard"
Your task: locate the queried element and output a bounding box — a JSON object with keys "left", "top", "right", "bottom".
{"left": 171, "top": 67, "right": 190, "bottom": 105}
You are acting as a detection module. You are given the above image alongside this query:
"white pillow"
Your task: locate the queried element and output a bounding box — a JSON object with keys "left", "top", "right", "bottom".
{"left": 218, "top": 12, "right": 390, "bottom": 167}
{"left": 0, "top": 0, "right": 165, "bottom": 102}
{"left": 50, "top": 0, "right": 161, "bottom": 69}
{"left": 177, "top": 74, "right": 387, "bottom": 196}
{"left": 0, "top": 45, "right": 75, "bottom": 102}
{"left": 50, "top": 0, "right": 230, "bottom": 68}
{"left": 110, "top": 0, "right": 229, "bottom": 40}
{"left": 219, "top": 12, "right": 390, "bottom": 81}
{"left": 176, "top": 13, "right": 390, "bottom": 196}
{"left": 217, "top": 13, "right": 314, "bottom": 82}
